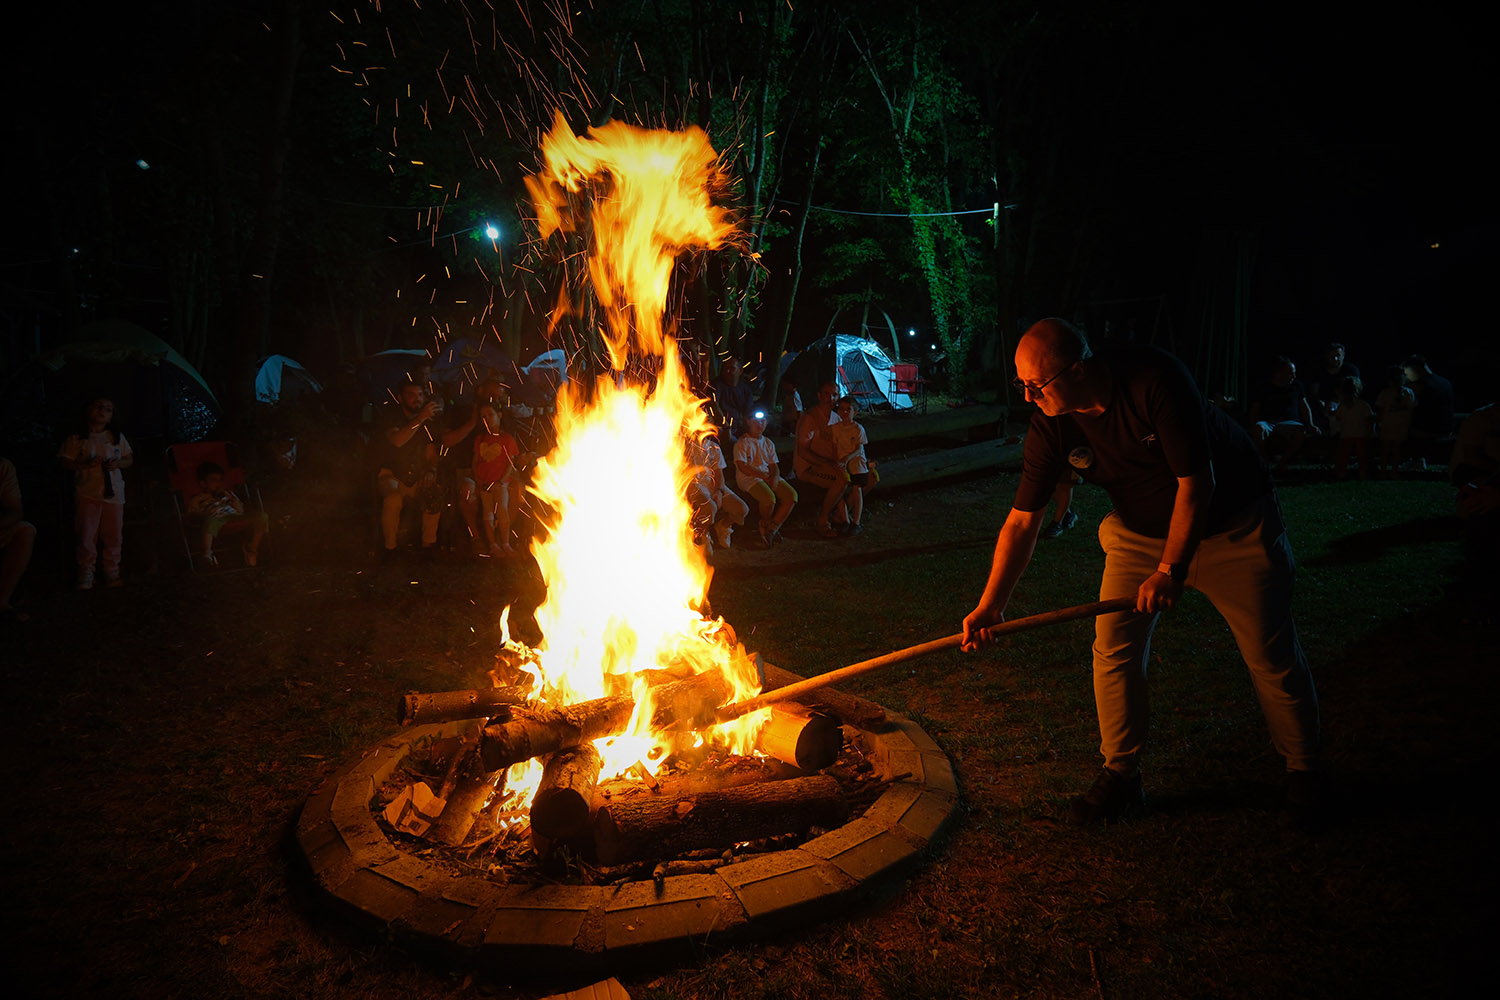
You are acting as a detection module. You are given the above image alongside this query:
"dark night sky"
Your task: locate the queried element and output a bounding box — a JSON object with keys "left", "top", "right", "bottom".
{"left": 5, "top": 3, "right": 1495, "bottom": 401}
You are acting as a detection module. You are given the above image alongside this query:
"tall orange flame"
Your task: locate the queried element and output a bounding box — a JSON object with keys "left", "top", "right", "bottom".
{"left": 507, "top": 112, "right": 764, "bottom": 787}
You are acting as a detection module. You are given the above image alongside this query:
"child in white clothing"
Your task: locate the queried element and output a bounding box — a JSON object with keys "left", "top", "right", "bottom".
{"left": 57, "top": 397, "right": 133, "bottom": 589}
{"left": 832, "top": 396, "right": 876, "bottom": 534}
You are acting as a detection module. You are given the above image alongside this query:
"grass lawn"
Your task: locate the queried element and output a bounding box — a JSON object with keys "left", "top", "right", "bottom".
{"left": 4, "top": 471, "right": 1490, "bottom": 999}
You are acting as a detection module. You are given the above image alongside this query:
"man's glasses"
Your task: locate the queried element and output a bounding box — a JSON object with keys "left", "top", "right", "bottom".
{"left": 1012, "top": 363, "right": 1073, "bottom": 396}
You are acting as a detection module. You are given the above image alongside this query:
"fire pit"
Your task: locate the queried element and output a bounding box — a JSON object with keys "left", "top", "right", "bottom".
{"left": 293, "top": 685, "right": 957, "bottom": 970}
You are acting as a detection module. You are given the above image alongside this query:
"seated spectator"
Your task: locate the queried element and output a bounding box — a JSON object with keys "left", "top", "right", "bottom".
{"left": 376, "top": 382, "right": 444, "bottom": 557}
{"left": 188, "top": 461, "right": 269, "bottom": 567}
{"left": 1249, "top": 356, "right": 1319, "bottom": 473}
{"left": 0, "top": 456, "right": 36, "bottom": 623}
{"left": 778, "top": 375, "right": 803, "bottom": 436}
{"left": 472, "top": 402, "right": 521, "bottom": 556}
{"left": 733, "top": 411, "right": 796, "bottom": 546}
{"left": 687, "top": 430, "right": 748, "bottom": 552}
{"left": 1375, "top": 365, "right": 1416, "bottom": 478}
{"left": 711, "top": 358, "right": 758, "bottom": 442}
{"left": 794, "top": 382, "right": 850, "bottom": 538}
{"left": 1403, "top": 354, "right": 1456, "bottom": 456}
{"left": 831, "top": 396, "right": 878, "bottom": 535}
{"left": 1330, "top": 376, "right": 1374, "bottom": 481}
{"left": 1304, "top": 342, "right": 1361, "bottom": 433}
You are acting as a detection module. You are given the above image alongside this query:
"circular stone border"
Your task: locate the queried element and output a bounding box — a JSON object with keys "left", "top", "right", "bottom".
{"left": 293, "top": 710, "right": 958, "bottom": 972}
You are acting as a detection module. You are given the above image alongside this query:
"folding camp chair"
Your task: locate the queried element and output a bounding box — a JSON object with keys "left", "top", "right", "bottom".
{"left": 836, "top": 364, "right": 885, "bottom": 411}
{"left": 165, "top": 442, "right": 267, "bottom": 571}
{"left": 891, "top": 363, "right": 930, "bottom": 414}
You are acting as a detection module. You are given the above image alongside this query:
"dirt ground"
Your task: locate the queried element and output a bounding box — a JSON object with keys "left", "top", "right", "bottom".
{"left": 3, "top": 468, "right": 1493, "bottom": 999}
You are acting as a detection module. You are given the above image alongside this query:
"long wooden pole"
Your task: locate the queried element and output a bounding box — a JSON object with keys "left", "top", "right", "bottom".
{"left": 715, "top": 597, "right": 1135, "bottom": 723}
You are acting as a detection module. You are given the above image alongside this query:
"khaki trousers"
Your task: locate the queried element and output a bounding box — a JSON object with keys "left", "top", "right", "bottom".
{"left": 1092, "top": 492, "right": 1321, "bottom": 773}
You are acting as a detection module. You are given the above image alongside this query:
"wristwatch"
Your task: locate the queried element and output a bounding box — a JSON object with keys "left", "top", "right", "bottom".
{"left": 1157, "top": 561, "right": 1187, "bottom": 582}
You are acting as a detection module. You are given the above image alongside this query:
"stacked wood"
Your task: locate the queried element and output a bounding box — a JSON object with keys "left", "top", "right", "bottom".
{"left": 480, "top": 671, "right": 732, "bottom": 772}
{"left": 528, "top": 743, "right": 604, "bottom": 839}
{"left": 754, "top": 704, "right": 842, "bottom": 771}
{"left": 397, "top": 685, "right": 530, "bottom": 727}
{"left": 430, "top": 745, "right": 501, "bottom": 846}
{"left": 593, "top": 774, "right": 848, "bottom": 865}
{"left": 759, "top": 662, "right": 886, "bottom": 729}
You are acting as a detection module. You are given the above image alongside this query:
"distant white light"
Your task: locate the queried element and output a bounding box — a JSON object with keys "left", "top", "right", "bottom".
{"left": 484, "top": 223, "right": 500, "bottom": 240}
{"left": 135, "top": 159, "right": 149, "bottom": 170}
{"left": 930, "top": 344, "right": 937, "bottom": 350}
{"left": 908, "top": 328, "right": 916, "bottom": 337}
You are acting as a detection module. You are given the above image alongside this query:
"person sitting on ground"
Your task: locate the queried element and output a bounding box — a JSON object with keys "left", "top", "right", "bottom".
{"left": 1330, "top": 376, "right": 1374, "bottom": 481}
{"left": 831, "top": 395, "right": 877, "bottom": 535}
{"left": 794, "top": 381, "right": 851, "bottom": 538}
{"left": 733, "top": 411, "right": 796, "bottom": 546}
{"left": 1375, "top": 365, "right": 1416, "bottom": 478}
{"left": 1042, "top": 471, "right": 1082, "bottom": 539}
{"left": 687, "top": 429, "right": 749, "bottom": 552}
{"left": 472, "top": 402, "right": 521, "bottom": 556}
{"left": 187, "top": 461, "right": 269, "bottom": 567}
{"left": 1248, "top": 356, "right": 1319, "bottom": 474}
{"left": 711, "top": 358, "right": 758, "bottom": 442}
{"left": 0, "top": 455, "right": 36, "bottom": 622}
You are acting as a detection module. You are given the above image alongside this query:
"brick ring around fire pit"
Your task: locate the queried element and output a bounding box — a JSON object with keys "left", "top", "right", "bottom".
{"left": 294, "top": 709, "right": 958, "bottom": 971}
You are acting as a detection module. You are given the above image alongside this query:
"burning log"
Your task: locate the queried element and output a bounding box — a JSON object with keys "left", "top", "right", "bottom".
{"left": 397, "top": 685, "right": 531, "bottom": 727}
{"left": 759, "top": 661, "right": 886, "bottom": 729}
{"left": 480, "top": 671, "right": 732, "bottom": 772}
{"left": 754, "top": 705, "right": 842, "bottom": 771}
{"left": 430, "top": 745, "right": 501, "bottom": 846}
{"left": 593, "top": 774, "right": 849, "bottom": 865}
{"left": 529, "top": 742, "right": 605, "bottom": 840}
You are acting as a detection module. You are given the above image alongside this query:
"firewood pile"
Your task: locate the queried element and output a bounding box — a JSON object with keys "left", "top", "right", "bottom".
{"left": 373, "top": 664, "right": 899, "bottom": 886}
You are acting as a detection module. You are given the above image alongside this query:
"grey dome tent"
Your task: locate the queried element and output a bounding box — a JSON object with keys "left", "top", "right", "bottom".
{"left": 253, "top": 355, "right": 324, "bottom": 404}
{"left": 780, "top": 334, "right": 913, "bottom": 411}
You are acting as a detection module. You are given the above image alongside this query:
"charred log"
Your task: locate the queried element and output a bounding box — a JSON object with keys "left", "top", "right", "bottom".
{"left": 593, "top": 775, "right": 848, "bottom": 865}
{"left": 529, "top": 742, "right": 605, "bottom": 839}
{"left": 430, "top": 745, "right": 501, "bottom": 846}
{"left": 480, "top": 671, "right": 732, "bottom": 771}
{"left": 398, "top": 686, "right": 530, "bottom": 727}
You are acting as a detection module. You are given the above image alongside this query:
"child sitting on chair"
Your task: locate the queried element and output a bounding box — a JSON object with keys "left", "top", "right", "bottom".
{"left": 188, "top": 461, "right": 268, "bottom": 566}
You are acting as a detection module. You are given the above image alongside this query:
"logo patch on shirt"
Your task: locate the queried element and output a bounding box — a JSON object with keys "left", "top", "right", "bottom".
{"left": 1068, "top": 446, "right": 1094, "bottom": 470}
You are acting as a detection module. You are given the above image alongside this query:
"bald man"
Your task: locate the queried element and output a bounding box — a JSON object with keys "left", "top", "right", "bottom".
{"left": 961, "top": 319, "right": 1326, "bottom": 831}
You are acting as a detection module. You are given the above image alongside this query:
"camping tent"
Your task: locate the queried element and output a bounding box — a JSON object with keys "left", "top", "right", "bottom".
{"left": 355, "top": 349, "right": 429, "bottom": 405}
{"left": 6, "top": 320, "right": 222, "bottom": 447}
{"left": 253, "top": 355, "right": 324, "bottom": 404}
{"left": 781, "top": 334, "right": 913, "bottom": 411}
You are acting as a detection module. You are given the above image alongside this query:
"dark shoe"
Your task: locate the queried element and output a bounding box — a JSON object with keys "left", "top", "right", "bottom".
{"left": 1280, "top": 769, "right": 1333, "bottom": 834}
{"left": 1042, "top": 521, "right": 1064, "bottom": 540}
{"left": 1068, "top": 767, "right": 1144, "bottom": 826}
{"left": 1061, "top": 508, "right": 1078, "bottom": 530}
{"left": 845, "top": 522, "right": 863, "bottom": 536}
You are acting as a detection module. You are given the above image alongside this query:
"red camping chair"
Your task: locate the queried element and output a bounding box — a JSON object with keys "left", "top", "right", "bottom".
{"left": 891, "top": 363, "right": 929, "bottom": 413}
{"left": 836, "top": 364, "right": 885, "bottom": 411}
{"left": 165, "top": 442, "right": 266, "bottom": 571}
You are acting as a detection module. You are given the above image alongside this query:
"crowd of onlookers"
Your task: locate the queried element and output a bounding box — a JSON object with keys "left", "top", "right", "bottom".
{"left": 1242, "top": 342, "right": 1460, "bottom": 481}
{"left": 3, "top": 342, "right": 1496, "bottom": 626}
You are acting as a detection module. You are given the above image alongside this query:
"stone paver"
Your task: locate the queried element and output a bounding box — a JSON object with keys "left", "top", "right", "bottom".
{"left": 295, "top": 707, "right": 959, "bottom": 967}
{"left": 716, "top": 850, "right": 856, "bottom": 920}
